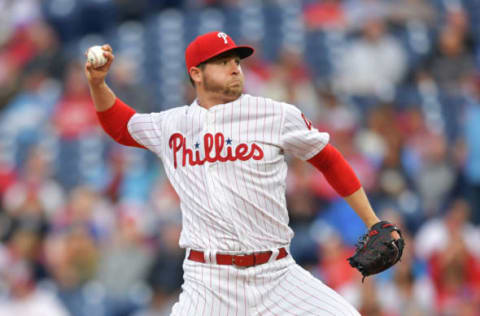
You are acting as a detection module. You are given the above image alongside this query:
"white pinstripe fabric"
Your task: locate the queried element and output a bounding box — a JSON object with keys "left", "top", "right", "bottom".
{"left": 127, "top": 94, "right": 329, "bottom": 252}
{"left": 125, "top": 94, "right": 358, "bottom": 315}
{"left": 170, "top": 255, "right": 360, "bottom": 316}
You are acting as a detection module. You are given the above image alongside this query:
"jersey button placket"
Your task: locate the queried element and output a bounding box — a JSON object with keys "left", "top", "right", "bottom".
{"left": 207, "top": 111, "right": 215, "bottom": 127}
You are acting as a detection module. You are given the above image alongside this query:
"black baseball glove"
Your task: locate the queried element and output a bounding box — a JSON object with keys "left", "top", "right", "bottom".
{"left": 347, "top": 220, "right": 405, "bottom": 281}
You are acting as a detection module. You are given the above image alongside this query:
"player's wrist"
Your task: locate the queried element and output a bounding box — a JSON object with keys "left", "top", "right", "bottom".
{"left": 88, "top": 79, "right": 107, "bottom": 90}
{"left": 86, "top": 77, "right": 107, "bottom": 88}
{"left": 366, "top": 217, "right": 381, "bottom": 229}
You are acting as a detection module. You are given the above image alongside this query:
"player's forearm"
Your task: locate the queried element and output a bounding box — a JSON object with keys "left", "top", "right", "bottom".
{"left": 307, "top": 144, "right": 380, "bottom": 228}
{"left": 344, "top": 187, "right": 380, "bottom": 228}
{"left": 88, "top": 81, "right": 117, "bottom": 112}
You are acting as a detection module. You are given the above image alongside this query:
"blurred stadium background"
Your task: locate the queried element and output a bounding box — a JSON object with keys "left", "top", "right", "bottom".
{"left": 1, "top": 0, "right": 480, "bottom": 315}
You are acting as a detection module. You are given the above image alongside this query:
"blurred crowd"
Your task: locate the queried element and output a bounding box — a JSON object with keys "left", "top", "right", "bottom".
{"left": 1, "top": 0, "right": 480, "bottom": 315}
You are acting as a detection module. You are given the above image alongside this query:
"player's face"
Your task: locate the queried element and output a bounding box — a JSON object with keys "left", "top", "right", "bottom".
{"left": 201, "top": 53, "right": 244, "bottom": 101}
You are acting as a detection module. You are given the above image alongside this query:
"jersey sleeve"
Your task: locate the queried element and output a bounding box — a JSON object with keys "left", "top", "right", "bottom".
{"left": 280, "top": 103, "right": 329, "bottom": 160}
{"left": 127, "top": 112, "right": 165, "bottom": 150}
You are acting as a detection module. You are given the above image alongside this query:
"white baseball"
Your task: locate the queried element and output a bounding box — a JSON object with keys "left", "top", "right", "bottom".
{"left": 87, "top": 45, "right": 107, "bottom": 68}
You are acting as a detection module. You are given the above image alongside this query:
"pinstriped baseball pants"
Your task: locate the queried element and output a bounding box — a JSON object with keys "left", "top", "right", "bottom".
{"left": 170, "top": 252, "right": 360, "bottom": 316}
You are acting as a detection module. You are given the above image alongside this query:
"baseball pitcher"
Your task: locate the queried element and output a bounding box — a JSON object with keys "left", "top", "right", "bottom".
{"left": 84, "top": 31, "right": 404, "bottom": 316}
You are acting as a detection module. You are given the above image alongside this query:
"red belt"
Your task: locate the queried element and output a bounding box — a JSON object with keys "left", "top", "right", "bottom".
{"left": 188, "top": 247, "right": 288, "bottom": 267}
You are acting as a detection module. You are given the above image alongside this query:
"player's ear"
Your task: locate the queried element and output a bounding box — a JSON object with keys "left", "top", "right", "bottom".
{"left": 190, "top": 66, "right": 202, "bottom": 86}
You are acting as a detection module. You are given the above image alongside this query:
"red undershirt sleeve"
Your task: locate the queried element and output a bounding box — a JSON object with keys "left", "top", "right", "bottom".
{"left": 307, "top": 144, "right": 361, "bottom": 197}
{"left": 96, "top": 98, "right": 145, "bottom": 149}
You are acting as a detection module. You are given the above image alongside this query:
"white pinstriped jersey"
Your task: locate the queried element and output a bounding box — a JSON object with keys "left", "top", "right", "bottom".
{"left": 127, "top": 94, "right": 329, "bottom": 252}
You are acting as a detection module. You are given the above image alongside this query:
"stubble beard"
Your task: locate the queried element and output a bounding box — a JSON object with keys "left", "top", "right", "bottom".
{"left": 203, "top": 74, "right": 243, "bottom": 102}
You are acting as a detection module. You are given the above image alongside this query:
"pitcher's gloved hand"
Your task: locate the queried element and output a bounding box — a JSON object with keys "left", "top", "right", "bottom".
{"left": 347, "top": 220, "right": 405, "bottom": 282}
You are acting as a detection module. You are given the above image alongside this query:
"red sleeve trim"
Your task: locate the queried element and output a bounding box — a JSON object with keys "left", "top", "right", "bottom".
{"left": 307, "top": 144, "right": 361, "bottom": 197}
{"left": 96, "top": 98, "right": 145, "bottom": 148}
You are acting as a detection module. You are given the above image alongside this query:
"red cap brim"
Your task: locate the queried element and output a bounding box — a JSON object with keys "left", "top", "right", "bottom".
{"left": 199, "top": 45, "right": 254, "bottom": 66}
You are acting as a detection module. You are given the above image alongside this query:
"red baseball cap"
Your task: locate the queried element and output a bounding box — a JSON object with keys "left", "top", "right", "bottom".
{"left": 185, "top": 31, "right": 254, "bottom": 74}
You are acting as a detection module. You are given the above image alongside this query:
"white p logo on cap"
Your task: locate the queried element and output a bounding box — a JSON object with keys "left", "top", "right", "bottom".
{"left": 217, "top": 32, "right": 228, "bottom": 44}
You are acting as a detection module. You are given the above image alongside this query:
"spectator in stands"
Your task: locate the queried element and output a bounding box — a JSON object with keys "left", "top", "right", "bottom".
{"left": 0, "top": 0, "right": 42, "bottom": 46}
{"left": 44, "top": 225, "right": 101, "bottom": 316}
{"left": 315, "top": 84, "right": 360, "bottom": 137}
{"left": 419, "top": 206, "right": 480, "bottom": 311}
{"left": 412, "top": 132, "right": 456, "bottom": 217}
{"left": 377, "top": 230, "right": 435, "bottom": 315}
{"left": 0, "top": 259, "right": 69, "bottom": 316}
{"left": 0, "top": 62, "right": 60, "bottom": 168}
{"left": 3, "top": 227, "right": 48, "bottom": 282}
{"left": 52, "top": 61, "right": 99, "bottom": 140}
{"left": 429, "top": 17, "right": 475, "bottom": 96}
{"left": 109, "top": 56, "right": 153, "bottom": 113}
{"left": 2, "top": 146, "right": 64, "bottom": 243}
{"left": 428, "top": 232, "right": 480, "bottom": 314}
{"left": 334, "top": 12, "right": 407, "bottom": 101}
{"left": 25, "top": 21, "right": 65, "bottom": 80}
{"left": 0, "top": 23, "right": 37, "bottom": 109}
{"left": 52, "top": 185, "right": 113, "bottom": 243}
{"left": 415, "top": 198, "right": 480, "bottom": 262}
{"left": 96, "top": 211, "right": 154, "bottom": 308}
{"left": 264, "top": 46, "right": 319, "bottom": 117}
